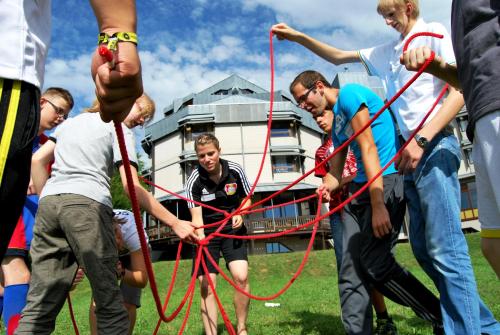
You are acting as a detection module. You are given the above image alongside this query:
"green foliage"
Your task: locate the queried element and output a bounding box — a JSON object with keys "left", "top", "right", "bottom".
{"left": 54, "top": 234, "right": 499, "bottom": 334}
{"left": 111, "top": 158, "right": 150, "bottom": 210}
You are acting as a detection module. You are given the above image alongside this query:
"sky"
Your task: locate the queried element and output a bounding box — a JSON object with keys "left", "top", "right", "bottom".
{"left": 45, "top": 0, "right": 453, "bottom": 145}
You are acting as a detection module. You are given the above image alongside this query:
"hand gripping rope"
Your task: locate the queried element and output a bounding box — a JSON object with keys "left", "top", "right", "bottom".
{"left": 68, "top": 31, "right": 447, "bottom": 335}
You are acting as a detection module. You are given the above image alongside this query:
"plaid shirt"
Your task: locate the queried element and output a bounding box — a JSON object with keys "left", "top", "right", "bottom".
{"left": 315, "top": 137, "right": 357, "bottom": 210}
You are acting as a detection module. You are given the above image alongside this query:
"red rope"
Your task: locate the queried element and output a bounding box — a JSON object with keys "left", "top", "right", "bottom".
{"left": 67, "top": 294, "right": 80, "bottom": 335}
{"left": 95, "top": 30, "right": 447, "bottom": 335}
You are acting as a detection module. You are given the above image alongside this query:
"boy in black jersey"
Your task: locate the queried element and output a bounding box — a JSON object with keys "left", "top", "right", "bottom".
{"left": 186, "top": 133, "right": 252, "bottom": 335}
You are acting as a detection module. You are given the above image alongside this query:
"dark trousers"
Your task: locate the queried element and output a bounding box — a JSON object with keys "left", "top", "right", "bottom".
{"left": 0, "top": 79, "right": 39, "bottom": 261}
{"left": 338, "top": 174, "right": 442, "bottom": 334}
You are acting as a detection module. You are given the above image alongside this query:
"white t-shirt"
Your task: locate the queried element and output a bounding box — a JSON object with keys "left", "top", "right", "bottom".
{"left": 113, "top": 209, "right": 149, "bottom": 254}
{"left": 41, "top": 113, "right": 137, "bottom": 209}
{"left": 359, "top": 19, "right": 455, "bottom": 139}
{"left": 0, "top": 0, "right": 51, "bottom": 88}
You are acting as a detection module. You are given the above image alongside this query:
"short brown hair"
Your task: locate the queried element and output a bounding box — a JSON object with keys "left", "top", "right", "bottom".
{"left": 42, "top": 87, "right": 74, "bottom": 109}
{"left": 194, "top": 133, "right": 220, "bottom": 152}
{"left": 289, "top": 70, "right": 331, "bottom": 95}
{"left": 377, "top": 0, "right": 419, "bottom": 19}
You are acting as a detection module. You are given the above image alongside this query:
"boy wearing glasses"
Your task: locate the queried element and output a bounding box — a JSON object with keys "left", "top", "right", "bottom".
{"left": 291, "top": 70, "right": 442, "bottom": 334}
{"left": 273, "top": 1, "right": 499, "bottom": 333}
{"left": 0, "top": 87, "right": 73, "bottom": 333}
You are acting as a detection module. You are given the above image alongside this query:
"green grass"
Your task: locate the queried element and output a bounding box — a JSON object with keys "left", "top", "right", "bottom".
{"left": 46, "top": 233, "right": 499, "bottom": 334}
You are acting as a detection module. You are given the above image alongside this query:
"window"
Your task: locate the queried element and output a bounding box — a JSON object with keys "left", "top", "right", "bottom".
{"left": 463, "top": 148, "right": 473, "bottom": 166}
{"left": 460, "top": 181, "right": 478, "bottom": 220}
{"left": 266, "top": 242, "right": 291, "bottom": 254}
{"left": 271, "top": 121, "right": 296, "bottom": 137}
{"left": 272, "top": 155, "right": 300, "bottom": 173}
{"left": 262, "top": 192, "right": 300, "bottom": 218}
{"left": 213, "top": 89, "right": 229, "bottom": 95}
{"left": 183, "top": 160, "right": 198, "bottom": 182}
{"left": 264, "top": 203, "right": 297, "bottom": 219}
{"left": 458, "top": 117, "right": 468, "bottom": 133}
{"left": 185, "top": 123, "right": 214, "bottom": 143}
{"left": 240, "top": 88, "right": 254, "bottom": 94}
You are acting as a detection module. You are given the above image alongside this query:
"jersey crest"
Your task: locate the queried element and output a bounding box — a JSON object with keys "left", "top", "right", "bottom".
{"left": 224, "top": 183, "right": 237, "bottom": 196}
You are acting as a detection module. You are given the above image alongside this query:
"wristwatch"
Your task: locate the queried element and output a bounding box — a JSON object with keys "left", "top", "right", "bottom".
{"left": 414, "top": 134, "right": 429, "bottom": 149}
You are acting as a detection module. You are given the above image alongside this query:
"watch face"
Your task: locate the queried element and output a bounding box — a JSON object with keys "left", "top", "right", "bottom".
{"left": 416, "top": 136, "right": 428, "bottom": 148}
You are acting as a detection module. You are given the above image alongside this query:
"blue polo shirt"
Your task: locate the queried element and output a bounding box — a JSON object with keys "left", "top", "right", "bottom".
{"left": 332, "top": 83, "right": 398, "bottom": 182}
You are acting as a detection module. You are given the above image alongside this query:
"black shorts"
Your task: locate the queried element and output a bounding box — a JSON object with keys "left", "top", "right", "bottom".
{"left": 192, "top": 225, "right": 248, "bottom": 277}
{"left": 0, "top": 79, "right": 40, "bottom": 260}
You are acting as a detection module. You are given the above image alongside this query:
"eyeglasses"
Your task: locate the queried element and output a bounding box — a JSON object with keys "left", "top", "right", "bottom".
{"left": 44, "top": 99, "right": 68, "bottom": 120}
{"left": 294, "top": 85, "right": 316, "bottom": 108}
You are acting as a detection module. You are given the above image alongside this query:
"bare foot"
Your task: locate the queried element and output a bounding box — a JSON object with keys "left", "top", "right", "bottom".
{"left": 237, "top": 327, "right": 248, "bottom": 335}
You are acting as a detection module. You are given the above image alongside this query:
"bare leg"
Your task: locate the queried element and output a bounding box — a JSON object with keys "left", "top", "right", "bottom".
{"left": 2, "top": 256, "right": 31, "bottom": 286}
{"left": 123, "top": 302, "right": 137, "bottom": 335}
{"left": 89, "top": 299, "right": 98, "bottom": 335}
{"left": 199, "top": 274, "right": 218, "bottom": 335}
{"left": 481, "top": 238, "right": 500, "bottom": 279}
{"left": 228, "top": 260, "right": 249, "bottom": 335}
{"left": 371, "top": 289, "right": 387, "bottom": 314}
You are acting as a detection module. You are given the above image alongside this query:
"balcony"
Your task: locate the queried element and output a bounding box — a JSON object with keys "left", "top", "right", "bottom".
{"left": 147, "top": 215, "right": 331, "bottom": 242}
{"left": 247, "top": 215, "right": 330, "bottom": 234}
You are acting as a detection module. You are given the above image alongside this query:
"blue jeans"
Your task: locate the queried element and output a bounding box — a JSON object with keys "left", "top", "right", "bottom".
{"left": 404, "top": 132, "right": 499, "bottom": 335}
{"left": 330, "top": 212, "right": 343, "bottom": 271}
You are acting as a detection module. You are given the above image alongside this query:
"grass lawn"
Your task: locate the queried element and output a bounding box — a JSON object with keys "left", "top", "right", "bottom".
{"left": 47, "top": 233, "right": 498, "bottom": 335}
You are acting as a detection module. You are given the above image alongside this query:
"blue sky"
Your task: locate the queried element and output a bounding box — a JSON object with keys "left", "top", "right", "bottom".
{"left": 45, "top": 0, "right": 453, "bottom": 128}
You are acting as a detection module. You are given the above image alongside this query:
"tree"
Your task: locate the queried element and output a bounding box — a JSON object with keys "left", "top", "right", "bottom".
{"left": 111, "top": 158, "right": 150, "bottom": 210}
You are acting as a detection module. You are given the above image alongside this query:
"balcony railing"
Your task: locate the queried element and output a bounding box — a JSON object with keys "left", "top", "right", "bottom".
{"left": 146, "top": 215, "right": 330, "bottom": 242}
{"left": 247, "top": 215, "right": 330, "bottom": 234}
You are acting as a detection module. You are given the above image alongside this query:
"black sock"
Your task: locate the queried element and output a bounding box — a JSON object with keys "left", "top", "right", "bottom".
{"left": 376, "top": 310, "right": 389, "bottom": 320}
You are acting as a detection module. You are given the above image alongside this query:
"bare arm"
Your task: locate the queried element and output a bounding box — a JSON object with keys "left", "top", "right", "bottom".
{"left": 31, "top": 140, "right": 56, "bottom": 194}
{"left": 400, "top": 46, "right": 461, "bottom": 89}
{"left": 318, "top": 146, "right": 348, "bottom": 202}
{"left": 396, "top": 85, "right": 464, "bottom": 174}
{"left": 118, "top": 165, "right": 198, "bottom": 243}
{"left": 232, "top": 198, "right": 252, "bottom": 229}
{"left": 90, "top": 0, "right": 143, "bottom": 122}
{"left": 120, "top": 249, "right": 148, "bottom": 288}
{"left": 271, "top": 23, "right": 360, "bottom": 65}
{"left": 351, "top": 106, "right": 391, "bottom": 239}
{"left": 189, "top": 206, "right": 205, "bottom": 239}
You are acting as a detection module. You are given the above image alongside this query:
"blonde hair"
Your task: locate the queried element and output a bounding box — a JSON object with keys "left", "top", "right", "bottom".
{"left": 135, "top": 93, "right": 155, "bottom": 122}
{"left": 377, "top": 0, "right": 419, "bottom": 19}
{"left": 84, "top": 93, "right": 156, "bottom": 121}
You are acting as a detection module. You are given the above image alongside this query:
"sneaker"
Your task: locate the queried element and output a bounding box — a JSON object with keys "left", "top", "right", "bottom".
{"left": 374, "top": 317, "right": 398, "bottom": 335}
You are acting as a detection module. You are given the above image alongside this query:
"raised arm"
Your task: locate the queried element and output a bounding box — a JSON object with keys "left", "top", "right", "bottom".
{"left": 30, "top": 140, "right": 56, "bottom": 194}
{"left": 118, "top": 164, "right": 198, "bottom": 243}
{"left": 271, "top": 23, "right": 360, "bottom": 65}
{"left": 400, "top": 46, "right": 461, "bottom": 89}
{"left": 90, "top": 0, "right": 143, "bottom": 123}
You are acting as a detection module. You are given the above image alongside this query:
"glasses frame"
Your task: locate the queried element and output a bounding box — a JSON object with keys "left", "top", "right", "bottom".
{"left": 44, "top": 98, "right": 68, "bottom": 120}
{"left": 294, "top": 84, "right": 316, "bottom": 108}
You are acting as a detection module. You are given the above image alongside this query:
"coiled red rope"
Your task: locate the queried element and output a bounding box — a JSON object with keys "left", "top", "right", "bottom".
{"left": 68, "top": 30, "right": 447, "bottom": 335}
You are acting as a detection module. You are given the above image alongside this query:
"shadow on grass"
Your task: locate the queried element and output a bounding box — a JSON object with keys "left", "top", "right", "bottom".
{"left": 276, "top": 311, "right": 345, "bottom": 335}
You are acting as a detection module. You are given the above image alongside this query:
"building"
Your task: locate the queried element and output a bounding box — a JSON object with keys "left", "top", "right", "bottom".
{"left": 142, "top": 72, "right": 479, "bottom": 258}
{"left": 142, "top": 74, "right": 332, "bottom": 257}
